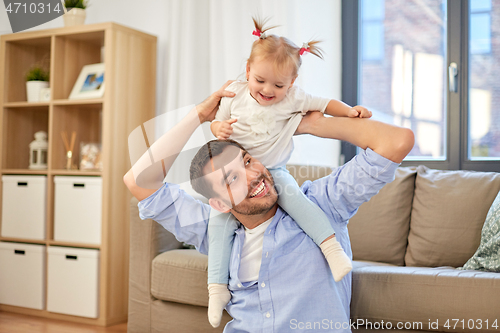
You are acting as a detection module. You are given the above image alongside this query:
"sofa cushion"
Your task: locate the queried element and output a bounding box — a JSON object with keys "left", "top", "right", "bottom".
{"left": 351, "top": 261, "right": 500, "bottom": 332}
{"left": 151, "top": 249, "right": 209, "bottom": 307}
{"left": 405, "top": 166, "right": 500, "bottom": 267}
{"left": 151, "top": 298, "right": 231, "bottom": 332}
{"left": 286, "top": 164, "right": 333, "bottom": 186}
{"left": 348, "top": 167, "right": 417, "bottom": 266}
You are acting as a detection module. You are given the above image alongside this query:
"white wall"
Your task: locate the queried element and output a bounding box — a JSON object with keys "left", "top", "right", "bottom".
{"left": 0, "top": 0, "right": 342, "bottom": 167}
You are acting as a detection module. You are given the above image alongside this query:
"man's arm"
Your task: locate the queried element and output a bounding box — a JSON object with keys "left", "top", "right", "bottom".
{"left": 298, "top": 111, "right": 414, "bottom": 224}
{"left": 295, "top": 111, "right": 414, "bottom": 163}
{"left": 123, "top": 81, "right": 235, "bottom": 201}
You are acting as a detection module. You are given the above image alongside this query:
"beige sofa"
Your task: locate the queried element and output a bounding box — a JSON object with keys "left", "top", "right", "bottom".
{"left": 128, "top": 165, "right": 500, "bottom": 333}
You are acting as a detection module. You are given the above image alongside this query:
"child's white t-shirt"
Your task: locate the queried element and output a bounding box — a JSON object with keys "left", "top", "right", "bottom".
{"left": 215, "top": 81, "right": 330, "bottom": 168}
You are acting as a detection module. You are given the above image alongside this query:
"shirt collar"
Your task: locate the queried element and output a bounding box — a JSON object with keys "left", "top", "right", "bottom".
{"left": 243, "top": 216, "right": 274, "bottom": 234}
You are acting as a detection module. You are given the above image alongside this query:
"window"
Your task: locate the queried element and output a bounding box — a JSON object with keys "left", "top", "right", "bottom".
{"left": 361, "top": 0, "right": 385, "bottom": 61}
{"left": 470, "top": 0, "right": 492, "bottom": 54}
{"left": 342, "top": 0, "right": 500, "bottom": 171}
{"left": 360, "top": 0, "right": 447, "bottom": 160}
{"left": 469, "top": 0, "right": 497, "bottom": 160}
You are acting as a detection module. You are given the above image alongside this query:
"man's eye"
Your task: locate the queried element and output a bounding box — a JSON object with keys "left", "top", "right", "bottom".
{"left": 245, "top": 159, "right": 251, "bottom": 166}
{"left": 228, "top": 175, "right": 237, "bottom": 185}
{"left": 276, "top": 85, "right": 283, "bottom": 88}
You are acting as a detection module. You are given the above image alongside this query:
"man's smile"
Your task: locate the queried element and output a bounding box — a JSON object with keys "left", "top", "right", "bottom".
{"left": 249, "top": 178, "right": 269, "bottom": 198}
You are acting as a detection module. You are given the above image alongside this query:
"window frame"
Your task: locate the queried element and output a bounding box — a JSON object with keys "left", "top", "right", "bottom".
{"left": 341, "top": 0, "right": 500, "bottom": 172}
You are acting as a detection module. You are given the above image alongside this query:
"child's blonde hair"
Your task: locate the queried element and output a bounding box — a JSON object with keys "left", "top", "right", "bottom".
{"left": 248, "top": 17, "right": 323, "bottom": 79}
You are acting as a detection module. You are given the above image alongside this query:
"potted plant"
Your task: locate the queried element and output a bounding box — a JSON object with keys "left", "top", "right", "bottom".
{"left": 63, "top": 0, "right": 88, "bottom": 27}
{"left": 25, "top": 66, "right": 49, "bottom": 102}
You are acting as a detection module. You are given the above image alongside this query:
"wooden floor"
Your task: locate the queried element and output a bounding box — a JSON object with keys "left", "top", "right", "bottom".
{"left": 0, "top": 312, "right": 127, "bottom": 333}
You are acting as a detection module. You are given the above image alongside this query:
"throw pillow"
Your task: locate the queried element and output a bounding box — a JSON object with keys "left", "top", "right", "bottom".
{"left": 348, "top": 167, "right": 417, "bottom": 266}
{"left": 405, "top": 166, "right": 500, "bottom": 267}
{"left": 461, "top": 190, "right": 500, "bottom": 271}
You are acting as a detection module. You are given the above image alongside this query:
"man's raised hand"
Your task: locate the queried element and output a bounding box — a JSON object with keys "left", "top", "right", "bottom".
{"left": 196, "top": 80, "right": 235, "bottom": 123}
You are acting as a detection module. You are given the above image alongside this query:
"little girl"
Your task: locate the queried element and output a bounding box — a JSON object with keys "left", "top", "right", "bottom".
{"left": 207, "top": 17, "right": 372, "bottom": 327}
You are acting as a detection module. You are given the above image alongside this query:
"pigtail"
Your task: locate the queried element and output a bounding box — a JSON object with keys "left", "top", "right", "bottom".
{"left": 248, "top": 16, "right": 324, "bottom": 77}
{"left": 252, "top": 16, "right": 278, "bottom": 37}
{"left": 302, "top": 40, "right": 324, "bottom": 59}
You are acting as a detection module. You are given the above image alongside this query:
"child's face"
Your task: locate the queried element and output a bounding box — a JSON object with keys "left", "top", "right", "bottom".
{"left": 246, "top": 57, "right": 296, "bottom": 106}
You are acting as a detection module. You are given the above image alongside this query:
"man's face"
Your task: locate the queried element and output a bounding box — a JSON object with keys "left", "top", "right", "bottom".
{"left": 202, "top": 146, "right": 278, "bottom": 215}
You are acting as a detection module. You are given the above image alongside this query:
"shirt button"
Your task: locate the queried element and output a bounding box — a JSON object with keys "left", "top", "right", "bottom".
{"left": 265, "top": 312, "right": 271, "bottom": 318}
{"left": 261, "top": 282, "right": 266, "bottom": 288}
{"left": 237, "top": 283, "right": 242, "bottom": 288}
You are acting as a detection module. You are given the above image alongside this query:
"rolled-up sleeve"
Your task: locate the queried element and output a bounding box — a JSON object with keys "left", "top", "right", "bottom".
{"left": 138, "top": 183, "right": 211, "bottom": 254}
{"left": 306, "top": 148, "right": 399, "bottom": 224}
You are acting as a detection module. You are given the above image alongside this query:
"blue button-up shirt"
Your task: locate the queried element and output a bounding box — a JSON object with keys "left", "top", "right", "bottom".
{"left": 139, "top": 148, "right": 399, "bottom": 333}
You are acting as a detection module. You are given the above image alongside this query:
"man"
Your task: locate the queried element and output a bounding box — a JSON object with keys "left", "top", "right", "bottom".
{"left": 124, "top": 81, "right": 414, "bottom": 332}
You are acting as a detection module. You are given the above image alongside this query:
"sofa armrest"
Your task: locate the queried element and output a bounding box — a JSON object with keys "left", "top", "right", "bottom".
{"left": 128, "top": 197, "right": 183, "bottom": 333}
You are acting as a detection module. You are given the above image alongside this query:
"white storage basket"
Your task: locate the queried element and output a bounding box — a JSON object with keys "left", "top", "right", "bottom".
{"left": 0, "top": 242, "right": 45, "bottom": 309}
{"left": 1, "top": 175, "right": 46, "bottom": 239}
{"left": 54, "top": 176, "right": 102, "bottom": 244}
{"left": 47, "top": 246, "right": 99, "bottom": 318}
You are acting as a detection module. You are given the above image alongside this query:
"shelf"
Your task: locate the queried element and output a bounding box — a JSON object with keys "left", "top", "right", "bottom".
{"left": 0, "top": 238, "right": 100, "bottom": 250}
{"left": 52, "top": 98, "right": 103, "bottom": 106}
{"left": 51, "top": 169, "right": 101, "bottom": 176}
{"left": 1, "top": 107, "right": 49, "bottom": 169}
{"left": 0, "top": 22, "right": 157, "bottom": 326}
{"left": 1, "top": 169, "right": 101, "bottom": 176}
{"left": 51, "top": 105, "right": 102, "bottom": 170}
{"left": 3, "top": 37, "right": 51, "bottom": 103}
{"left": 3, "top": 102, "right": 49, "bottom": 108}
{"left": 0, "top": 237, "right": 46, "bottom": 245}
{"left": 1, "top": 169, "right": 48, "bottom": 175}
{"left": 2, "top": 100, "right": 103, "bottom": 107}
{"left": 55, "top": 31, "right": 105, "bottom": 47}
{"left": 53, "top": 33, "right": 104, "bottom": 100}
{"left": 47, "top": 240, "right": 100, "bottom": 250}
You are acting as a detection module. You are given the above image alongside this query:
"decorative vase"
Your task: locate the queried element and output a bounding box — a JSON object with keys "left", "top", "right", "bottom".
{"left": 63, "top": 8, "right": 86, "bottom": 27}
{"left": 26, "top": 81, "right": 49, "bottom": 102}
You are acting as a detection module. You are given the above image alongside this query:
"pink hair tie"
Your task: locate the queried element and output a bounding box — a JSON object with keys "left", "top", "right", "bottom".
{"left": 299, "top": 42, "right": 310, "bottom": 55}
{"left": 252, "top": 29, "right": 266, "bottom": 39}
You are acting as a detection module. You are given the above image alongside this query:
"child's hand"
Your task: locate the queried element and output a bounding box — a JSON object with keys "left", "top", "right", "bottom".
{"left": 216, "top": 119, "right": 238, "bottom": 140}
{"left": 348, "top": 105, "right": 372, "bottom": 118}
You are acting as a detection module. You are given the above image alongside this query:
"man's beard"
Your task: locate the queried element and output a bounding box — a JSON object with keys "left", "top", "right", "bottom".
{"left": 231, "top": 169, "right": 278, "bottom": 216}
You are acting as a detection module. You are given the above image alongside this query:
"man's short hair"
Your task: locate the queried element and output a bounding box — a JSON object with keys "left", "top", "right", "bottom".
{"left": 189, "top": 139, "right": 248, "bottom": 199}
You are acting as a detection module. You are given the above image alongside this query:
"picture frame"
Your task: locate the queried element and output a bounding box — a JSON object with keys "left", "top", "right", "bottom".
{"left": 69, "top": 63, "right": 105, "bottom": 99}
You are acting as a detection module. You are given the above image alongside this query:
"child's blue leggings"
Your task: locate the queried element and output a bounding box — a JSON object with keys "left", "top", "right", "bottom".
{"left": 207, "top": 167, "right": 337, "bottom": 284}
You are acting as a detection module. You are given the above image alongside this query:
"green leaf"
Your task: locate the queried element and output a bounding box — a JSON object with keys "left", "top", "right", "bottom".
{"left": 64, "top": 0, "right": 88, "bottom": 9}
{"left": 25, "top": 66, "right": 49, "bottom": 82}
